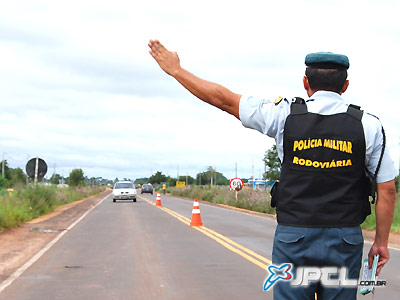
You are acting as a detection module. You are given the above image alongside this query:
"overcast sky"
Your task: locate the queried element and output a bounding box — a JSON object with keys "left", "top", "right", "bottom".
{"left": 1, "top": 0, "right": 399, "bottom": 181}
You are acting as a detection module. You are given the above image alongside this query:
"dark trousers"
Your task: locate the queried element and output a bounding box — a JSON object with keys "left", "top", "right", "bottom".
{"left": 272, "top": 225, "right": 363, "bottom": 300}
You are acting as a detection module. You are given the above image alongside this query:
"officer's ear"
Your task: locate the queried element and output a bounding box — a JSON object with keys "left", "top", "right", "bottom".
{"left": 340, "top": 80, "right": 349, "bottom": 94}
{"left": 303, "top": 76, "right": 309, "bottom": 89}
{"left": 303, "top": 76, "right": 313, "bottom": 97}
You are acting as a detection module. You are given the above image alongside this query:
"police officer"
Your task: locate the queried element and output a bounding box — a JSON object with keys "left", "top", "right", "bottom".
{"left": 148, "top": 40, "right": 397, "bottom": 299}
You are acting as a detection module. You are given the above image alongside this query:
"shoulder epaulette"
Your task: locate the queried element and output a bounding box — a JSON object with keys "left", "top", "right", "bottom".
{"left": 274, "top": 96, "right": 283, "bottom": 106}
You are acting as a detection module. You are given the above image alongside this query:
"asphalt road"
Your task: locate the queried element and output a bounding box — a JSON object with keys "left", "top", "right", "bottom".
{"left": 0, "top": 192, "right": 399, "bottom": 299}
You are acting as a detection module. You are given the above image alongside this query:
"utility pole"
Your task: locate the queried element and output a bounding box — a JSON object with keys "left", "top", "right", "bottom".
{"left": 235, "top": 162, "right": 237, "bottom": 178}
{"left": 199, "top": 170, "right": 201, "bottom": 185}
{"left": 34, "top": 157, "right": 39, "bottom": 185}
{"left": 53, "top": 163, "right": 56, "bottom": 183}
{"left": 26, "top": 154, "right": 30, "bottom": 186}
{"left": 1, "top": 152, "right": 5, "bottom": 178}
{"left": 263, "top": 153, "right": 266, "bottom": 180}
{"left": 252, "top": 159, "right": 254, "bottom": 181}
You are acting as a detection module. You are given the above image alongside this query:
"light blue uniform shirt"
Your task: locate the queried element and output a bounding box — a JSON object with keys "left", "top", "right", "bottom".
{"left": 239, "top": 91, "right": 397, "bottom": 183}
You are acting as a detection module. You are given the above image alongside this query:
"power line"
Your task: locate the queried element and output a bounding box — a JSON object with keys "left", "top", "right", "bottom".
{"left": 3, "top": 153, "right": 28, "bottom": 163}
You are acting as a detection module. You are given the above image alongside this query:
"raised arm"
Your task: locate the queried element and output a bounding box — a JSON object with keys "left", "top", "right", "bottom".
{"left": 368, "top": 179, "right": 396, "bottom": 275}
{"left": 148, "top": 40, "right": 241, "bottom": 119}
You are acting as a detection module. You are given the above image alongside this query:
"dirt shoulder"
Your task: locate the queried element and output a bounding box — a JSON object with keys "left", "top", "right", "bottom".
{"left": 0, "top": 190, "right": 111, "bottom": 283}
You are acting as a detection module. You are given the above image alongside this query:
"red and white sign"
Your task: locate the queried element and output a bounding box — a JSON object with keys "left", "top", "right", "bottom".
{"left": 229, "top": 177, "right": 244, "bottom": 191}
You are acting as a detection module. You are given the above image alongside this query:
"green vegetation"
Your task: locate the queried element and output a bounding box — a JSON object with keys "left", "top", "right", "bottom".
{"left": 171, "top": 185, "right": 399, "bottom": 232}
{"left": 0, "top": 160, "right": 27, "bottom": 188}
{"left": 0, "top": 177, "right": 8, "bottom": 189}
{"left": 68, "top": 168, "right": 85, "bottom": 187}
{"left": 171, "top": 185, "right": 276, "bottom": 214}
{"left": 263, "top": 145, "right": 281, "bottom": 182}
{"left": 136, "top": 170, "right": 213, "bottom": 188}
{"left": 196, "top": 167, "right": 229, "bottom": 186}
{"left": 361, "top": 195, "right": 400, "bottom": 232}
{"left": 50, "top": 173, "right": 63, "bottom": 185}
{"left": 0, "top": 185, "right": 105, "bottom": 231}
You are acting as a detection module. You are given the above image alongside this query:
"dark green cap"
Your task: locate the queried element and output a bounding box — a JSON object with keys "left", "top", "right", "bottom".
{"left": 305, "top": 52, "right": 349, "bottom": 70}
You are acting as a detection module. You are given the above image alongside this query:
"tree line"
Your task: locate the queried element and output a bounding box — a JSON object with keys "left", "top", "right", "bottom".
{"left": 134, "top": 166, "right": 230, "bottom": 187}
{"left": 1, "top": 145, "right": 288, "bottom": 190}
{"left": 0, "top": 160, "right": 105, "bottom": 188}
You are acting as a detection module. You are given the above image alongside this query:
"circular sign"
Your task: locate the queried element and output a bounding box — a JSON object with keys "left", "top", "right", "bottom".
{"left": 229, "top": 177, "right": 244, "bottom": 191}
{"left": 26, "top": 158, "right": 48, "bottom": 179}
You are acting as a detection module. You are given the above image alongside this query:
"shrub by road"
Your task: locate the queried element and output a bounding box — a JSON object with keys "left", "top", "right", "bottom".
{"left": 0, "top": 185, "right": 105, "bottom": 231}
{"left": 170, "top": 185, "right": 399, "bottom": 232}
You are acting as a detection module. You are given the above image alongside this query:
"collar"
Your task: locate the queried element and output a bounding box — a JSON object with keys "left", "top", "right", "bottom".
{"left": 310, "top": 91, "right": 345, "bottom": 102}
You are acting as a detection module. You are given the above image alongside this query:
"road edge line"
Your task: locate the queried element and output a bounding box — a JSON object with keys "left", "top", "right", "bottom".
{"left": 0, "top": 193, "right": 110, "bottom": 294}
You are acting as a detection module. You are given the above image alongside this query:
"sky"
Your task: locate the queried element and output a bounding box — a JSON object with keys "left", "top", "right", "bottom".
{"left": 0, "top": 0, "right": 399, "bottom": 181}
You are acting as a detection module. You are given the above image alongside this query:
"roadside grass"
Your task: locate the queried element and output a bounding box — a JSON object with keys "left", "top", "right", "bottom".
{"left": 171, "top": 185, "right": 276, "bottom": 215}
{"left": 170, "top": 185, "right": 399, "bottom": 232}
{"left": 361, "top": 196, "right": 400, "bottom": 232}
{"left": 0, "top": 185, "right": 105, "bottom": 231}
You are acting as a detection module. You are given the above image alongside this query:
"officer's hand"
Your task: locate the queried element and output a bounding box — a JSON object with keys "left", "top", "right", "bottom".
{"left": 148, "top": 40, "right": 181, "bottom": 76}
{"left": 368, "top": 243, "right": 390, "bottom": 276}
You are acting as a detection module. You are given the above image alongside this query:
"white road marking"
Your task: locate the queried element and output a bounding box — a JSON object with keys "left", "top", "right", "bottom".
{"left": 364, "top": 240, "right": 400, "bottom": 251}
{"left": 147, "top": 195, "right": 400, "bottom": 252}
{"left": 0, "top": 193, "right": 110, "bottom": 294}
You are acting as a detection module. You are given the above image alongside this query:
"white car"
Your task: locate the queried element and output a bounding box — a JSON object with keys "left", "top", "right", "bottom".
{"left": 112, "top": 181, "right": 137, "bottom": 202}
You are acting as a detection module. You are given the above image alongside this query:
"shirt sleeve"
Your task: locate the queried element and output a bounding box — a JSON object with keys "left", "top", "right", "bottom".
{"left": 239, "top": 95, "right": 290, "bottom": 139}
{"left": 363, "top": 114, "right": 398, "bottom": 183}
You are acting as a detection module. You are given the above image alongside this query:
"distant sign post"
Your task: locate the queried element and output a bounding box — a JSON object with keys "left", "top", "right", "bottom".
{"left": 176, "top": 181, "right": 186, "bottom": 188}
{"left": 26, "top": 157, "right": 47, "bottom": 185}
{"left": 229, "top": 177, "right": 244, "bottom": 200}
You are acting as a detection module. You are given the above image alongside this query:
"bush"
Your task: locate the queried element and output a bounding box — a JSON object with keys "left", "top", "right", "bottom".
{"left": 171, "top": 185, "right": 276, "bottom": 214}
{"left": 15, "top": 185, "right": 57, "bottom": 218}
{"left": 361, "top": 196, "right": 400, "bottom": 232}
{"left": 0, "top": 177, "right": 8, "bottom": 189}
{"left": 171, "top": 186, "right": 399, "bottom": 232}
{"left": 69, "top": 169, "right": 85, "bottom": 187}
{"left": 0, "top": 185, "right": 105, "bottom": 231}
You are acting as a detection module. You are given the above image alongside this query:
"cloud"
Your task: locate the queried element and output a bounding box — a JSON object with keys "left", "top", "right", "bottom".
{"left": 0, "top": 0, "right": 399, "bottom": 181}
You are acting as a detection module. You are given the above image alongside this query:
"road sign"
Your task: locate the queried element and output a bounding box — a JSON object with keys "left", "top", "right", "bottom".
{"left": 176, "top": 181, "right": 186, "bottom": 188}
{"left": 229, "top": 177, "right": 244, "bottom": 191}
{"left": 26, "top": 157, "right": 47, "bottom": 182}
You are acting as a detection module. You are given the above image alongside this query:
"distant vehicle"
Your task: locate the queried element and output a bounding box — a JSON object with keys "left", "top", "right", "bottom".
{"left": 112, "top": 181, "right": 137, "bottom": 202}
{"left": 141, "top": 183, "right": 153, "bottom": 194}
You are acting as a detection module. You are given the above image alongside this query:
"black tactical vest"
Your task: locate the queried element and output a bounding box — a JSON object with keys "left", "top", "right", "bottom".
{"left": 276, "top": 99, "right": 371, "bottom": 227}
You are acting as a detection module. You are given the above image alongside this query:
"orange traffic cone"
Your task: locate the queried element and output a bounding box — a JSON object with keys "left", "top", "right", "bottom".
{"left": 155, "top": 192, "right": 162, "bottom": 207}
{"left": 190, "top": 198, "right": 203, "bottom": 226}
